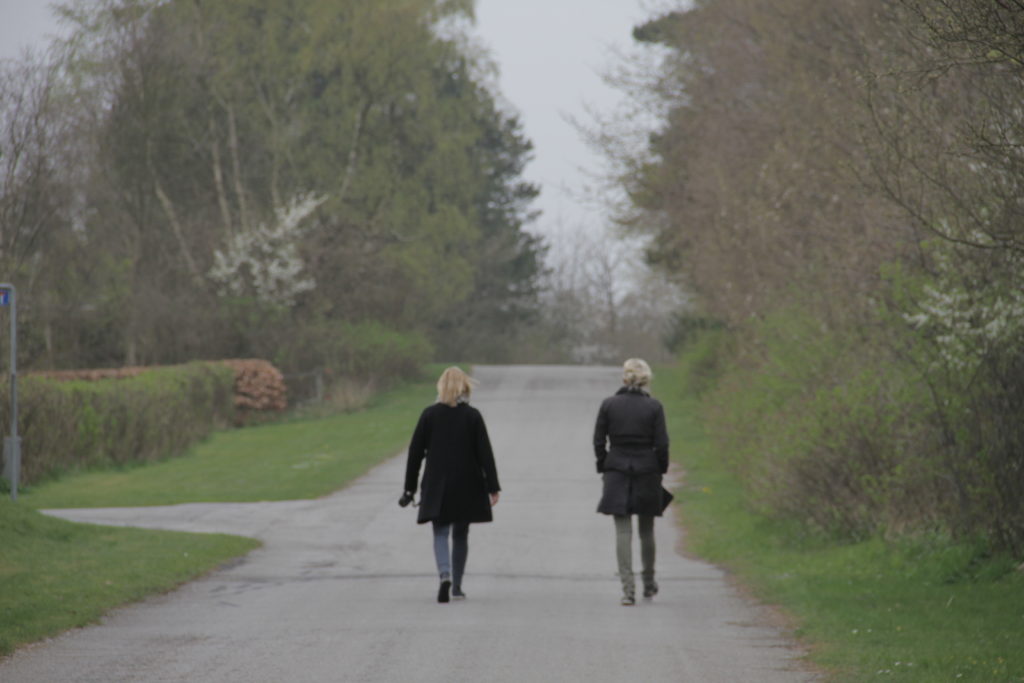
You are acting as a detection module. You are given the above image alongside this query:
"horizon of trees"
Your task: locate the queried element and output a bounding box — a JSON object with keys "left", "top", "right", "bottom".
{"left": 0, "top": 0, "right": 545, "bottom": 376}
{"left": 0, "top": 0, "right": 684, "bottom": 378}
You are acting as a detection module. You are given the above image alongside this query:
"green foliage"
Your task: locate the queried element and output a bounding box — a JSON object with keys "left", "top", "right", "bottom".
{"left": 662, "top": 313, "right": 725, "bottom": 354}
{"left": 882, "top": 258, "right": 1024, "bottom": 552}
{"left": 5, "top": 0, "right": 542, "bottom": 372}
{"left": 701, "top": 310, "right": 919, "bottom": 536}
{"left": 0, "top": 363, "right": 235, "bottom": 486}
{"left": 0, "top": 497, "right": 258, "bottom": 656}
{"left": 673, "top": 322, "right": 730, "bottom": 396}
{"left": 275, "top": 319, "right": 432, "bottom": 381}
{"left": 619, "top": 0, "right": 1024, "bottom": 553}
{"left": 675, "top": 295, "right": 1024, "bottom": 553}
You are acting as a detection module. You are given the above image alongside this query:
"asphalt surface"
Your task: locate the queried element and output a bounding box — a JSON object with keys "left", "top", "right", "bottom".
{"left": 1, "top": 365, "right": 817, "bottom": 682}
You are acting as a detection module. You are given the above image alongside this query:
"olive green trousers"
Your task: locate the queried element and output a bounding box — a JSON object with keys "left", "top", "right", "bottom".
{"left": 614, "top": 514, "right": 655, "bottom": 595}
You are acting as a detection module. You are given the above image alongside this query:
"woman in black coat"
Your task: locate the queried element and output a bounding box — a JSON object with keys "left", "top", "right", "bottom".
{"left": 403, "top": 366, "right": 500, "bottom": 603}
{"left": 593, "top": 358, "right": 670, "bottom": 606}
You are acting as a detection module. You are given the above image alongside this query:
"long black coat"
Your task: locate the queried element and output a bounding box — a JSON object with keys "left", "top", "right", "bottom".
{"left": 404, "top": 402, "right": 501, "bottom": 525}
{"left": 593, "top": 387, "right": 670, "bottom": 516}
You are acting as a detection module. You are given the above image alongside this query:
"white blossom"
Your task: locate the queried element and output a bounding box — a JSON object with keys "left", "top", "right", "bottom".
{"left": 208, "top": 193, "right": 327, "bottom": 305}
{"left": 902, "top": 246, "right": 1024, "bottom": 372}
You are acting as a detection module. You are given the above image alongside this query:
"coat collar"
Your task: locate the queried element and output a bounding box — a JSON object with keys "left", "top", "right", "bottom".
{"left": 616, "top": 386, "right": 650, "bottom": 397}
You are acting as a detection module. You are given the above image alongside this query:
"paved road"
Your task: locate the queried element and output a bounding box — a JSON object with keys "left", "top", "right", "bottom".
{"left": 1, "top": 365, "right": 816, "bottom": 682}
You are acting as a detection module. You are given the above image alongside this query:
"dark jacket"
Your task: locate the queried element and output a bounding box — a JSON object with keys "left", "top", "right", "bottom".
{"left": 404, "top": 402, "right": 501, "bottom": 525}
{"left": 593, "top": 387, "right": 670, "bottom": 516}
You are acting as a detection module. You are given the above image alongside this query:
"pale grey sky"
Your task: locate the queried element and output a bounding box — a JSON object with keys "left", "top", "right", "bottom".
{"left": 0, "top": 0, "right": 661, "bottom": 241}
{"left": 473, "top": 0, "right": 654, "bottom": 239}
{"left": 0, "top": 2, "right": 64, "bottom": 59}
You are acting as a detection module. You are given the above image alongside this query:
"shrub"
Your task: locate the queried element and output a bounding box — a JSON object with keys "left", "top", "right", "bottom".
{"left": 0, "top": 362, "right": 236, "bottom": 486}
{"left": 702, "top": 312, "right": 931, "bottom": 537}
{"left": 675, "top": 325, "right": 732, "bottom": 397}
{"left": 220, "top": 359, "right": 287, "bottom": 422}
{"left": 687, "top": 302, "right": 1024, "bottom": 553}
{"left": 275, "top": 320, "right": 432, "bottom": 382}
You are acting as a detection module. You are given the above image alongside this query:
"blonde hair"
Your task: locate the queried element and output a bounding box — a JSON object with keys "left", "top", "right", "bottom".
{"left": 622, "top": 358, "right": 652, "bottom": 388}
{"left": 436, "top": 366, "right": 474, "bottom": 406}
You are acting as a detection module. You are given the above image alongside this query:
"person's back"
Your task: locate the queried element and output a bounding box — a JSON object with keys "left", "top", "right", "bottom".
{"left": 593, "top": 359, "right": 670, "bottom": 606}
{"left": 403, "top": 367, "right": 500, "bottom": 603}
{"left": 596, "top": 389, "right": 668, "bottom": 475}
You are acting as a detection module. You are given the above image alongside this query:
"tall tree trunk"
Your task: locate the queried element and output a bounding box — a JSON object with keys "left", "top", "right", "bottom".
{"left": 210, "top": 117, "right": 234, "bottom": 238}
{"left": 338, "top": 101, "right": 371, "bottom": 203}
{"left": 153, "top": 179, "right": 202, "bottom": 282}
{"left": 149, "top": 151, "right": 203, "bottom": 286}
{"left": 225, "top": 104, "right": 250, "bottom": 230}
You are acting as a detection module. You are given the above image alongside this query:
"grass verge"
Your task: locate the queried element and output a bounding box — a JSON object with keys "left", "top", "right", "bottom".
{"left": 657, "top": 363, "right": 1024, "bottom": 682}
{"left": 0, "top": 498, "right": 259, "bottom": 656}
{"left": 22, "top": 369, "right": 440, "bottom": 508}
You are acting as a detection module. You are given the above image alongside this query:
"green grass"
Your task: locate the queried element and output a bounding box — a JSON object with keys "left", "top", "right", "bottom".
{"left": 657, "top": 364, "right": 1024, "bottom": 683}
{"left": 0, "top": 498, "right": 259, "bottom": 655}
{"left": 23, "top": 371, "right": 438, "bottom": 508}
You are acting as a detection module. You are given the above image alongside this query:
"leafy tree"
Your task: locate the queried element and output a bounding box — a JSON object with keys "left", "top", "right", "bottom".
{"left": 614, "top": 0, "right": 1024, "bottom": 551}
{"left": 1, "top": 0, "right": 544, "bottom": 376}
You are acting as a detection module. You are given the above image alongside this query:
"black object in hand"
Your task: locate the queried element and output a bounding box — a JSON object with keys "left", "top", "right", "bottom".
{"left": 398, "top": 491, "right": 414, "bottom": 508}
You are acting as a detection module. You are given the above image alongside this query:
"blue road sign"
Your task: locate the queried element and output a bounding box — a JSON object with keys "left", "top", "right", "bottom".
{"left": 0, "top": 289, "right": 8, "bottom": 306}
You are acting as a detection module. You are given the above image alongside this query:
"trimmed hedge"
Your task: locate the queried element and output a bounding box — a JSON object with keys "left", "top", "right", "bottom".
{"left": 0, "top": 362, "right": 236, "bottom": 486}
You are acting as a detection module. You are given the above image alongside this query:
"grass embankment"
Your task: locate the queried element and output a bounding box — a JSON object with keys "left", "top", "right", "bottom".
{"left": 0, "top": 498, "right": 258, "bottom": 655}
{"left": 2, "top": 369, "right": 440, "bottom": 656}
{"left": 658, "top": 364, "right": 1024, "bottom": 682}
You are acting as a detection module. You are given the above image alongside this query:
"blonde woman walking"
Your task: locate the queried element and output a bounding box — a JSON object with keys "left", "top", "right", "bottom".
{"left": 593, "top": 358, "right": 671, "bottom": 605}
{"left": 403, "top": 366, "right": 501, "bottom": 603}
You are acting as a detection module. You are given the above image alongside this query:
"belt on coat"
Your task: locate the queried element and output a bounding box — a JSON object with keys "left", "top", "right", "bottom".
{"left": 608, "top": 438, "right": 654, "bottom": 449}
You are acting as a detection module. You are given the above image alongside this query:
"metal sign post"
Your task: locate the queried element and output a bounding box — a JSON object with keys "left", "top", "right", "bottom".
{"left": 0, "top": 283, "right": 19, "bottom": 501}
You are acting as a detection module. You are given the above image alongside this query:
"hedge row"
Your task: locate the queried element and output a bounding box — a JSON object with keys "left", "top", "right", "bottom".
{"left": 0, "top": 362, "right": 238, "bottom": 486}
{"left": 31, "top": 367, "right": 150, "bottom": 381}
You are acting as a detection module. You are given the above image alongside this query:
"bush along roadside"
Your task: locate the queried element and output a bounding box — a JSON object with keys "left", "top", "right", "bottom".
{"left": 659, "top": 336, "right": 1024, "bottom": 682}
{"left": 0, "top": 362, "right": 236, "bottom": 486}
{"left": 20, "top": 364, "right": 445, "bottom": 509}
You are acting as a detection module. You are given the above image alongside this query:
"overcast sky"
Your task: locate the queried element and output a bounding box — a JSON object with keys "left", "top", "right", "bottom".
{"left": 473, "top": 0, "right": 656, "bottom": 241}
{"left": 0, "top": 0, "right": 661, "bottom": 242}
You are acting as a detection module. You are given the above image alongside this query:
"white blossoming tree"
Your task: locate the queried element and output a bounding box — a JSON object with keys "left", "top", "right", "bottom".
{"left": 902, "top": 239, "right": 1024, "bottom": 376}
{"left": 208, "top": 193, "right": 327, "bottom": 306}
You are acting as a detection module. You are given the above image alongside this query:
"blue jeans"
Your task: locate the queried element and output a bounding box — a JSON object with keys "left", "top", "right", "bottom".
{"left": 432, "top": 521, "right": 469, "bottom": 587}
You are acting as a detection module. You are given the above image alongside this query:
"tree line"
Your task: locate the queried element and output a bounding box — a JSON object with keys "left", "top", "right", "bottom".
{"left": 0, "top": 0, "right": 549, "bottom": 376}
{"left": 616, "top": 1, "right": 1024, "bottom": 552}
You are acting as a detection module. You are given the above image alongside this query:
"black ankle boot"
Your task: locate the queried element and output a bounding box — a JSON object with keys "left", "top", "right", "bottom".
{"left": 437, "top": 575, "right": 452, "bottom": 603}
